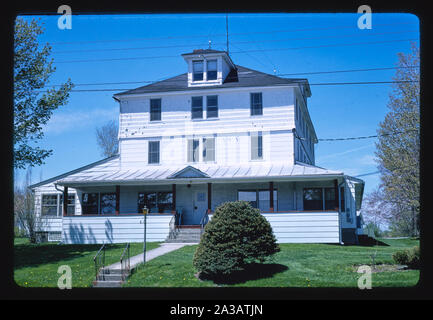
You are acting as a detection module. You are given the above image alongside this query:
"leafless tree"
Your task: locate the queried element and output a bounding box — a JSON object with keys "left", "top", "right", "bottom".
{"left": 14, "top": 167, "right": 46, "bottom": 243}
{"left": 95, "top": 120, "right": 119, "bottom": 158}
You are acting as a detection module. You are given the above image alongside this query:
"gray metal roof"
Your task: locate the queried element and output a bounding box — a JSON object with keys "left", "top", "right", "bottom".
{"left": 113, "top": 65, "right": 310, "bottom": 97}
{"left": 52, "top": 156, "right": 344, "bottom": 186}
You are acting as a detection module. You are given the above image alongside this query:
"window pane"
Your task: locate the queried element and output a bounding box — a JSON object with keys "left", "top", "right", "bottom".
{"left": 303, "top": 188, "right": 323, "bottom": 210}
{"left": 207, "top": 60, "right": 217, "bottom": 80}
{"left": 150, "top": 99, "right": 161, "bottom": 121}
{"left": 100, "top": 193, "right": 116, "bottom": 214}
{"left": 193, "top": 61, "right": 203, "bottom": 81}
{"left": 340, "top": 187, "right": 345, "bottom": 212}
{"left": 258, "top": 190, "right": 278, "bottom": 211}
{"left": 251, "top": 132, "right": 263, "bottom": 160}
{"left": 238, "top": 191, "right": 257, "bottom": 208}
{"left": 138, "top": 192, "right": 157, "bottom": 213}
{"left": 250, "top": 93, "right": 263, "bottom": 115}
{"left": 82, "top": 193, "right": 98, "bottom": 215}
{"left": 203, "top": 137, "right": 215, "bottom": 162}
{"left": 148, "top": 141, "right": 160, "bottom": 164}
{"left": 60, "top": 194, "right": 75, "bottom": 215}
{"left": 188, "top": 139, "right": 200, "bottom": 162}
{"left": 325, "top": 188, "right": 336, "bottom": 210}
{"left": 206, "top": 95, "right": 218, "bottom": 118}
{"left": 41, "top": 195, "right": 58, "bottom": 216}
{"left": 191, "top": 96, "right": 203, "bottom": 119}
{"left": 157, "top": 192, "right": 173, "bottom": 213}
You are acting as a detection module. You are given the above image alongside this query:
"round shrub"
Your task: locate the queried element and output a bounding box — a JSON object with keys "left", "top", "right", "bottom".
{"left": 392, "top": 246, "right": 420, "bottom": 269}
{"left": 193, "top": 201, "right": 280, "bottom": 277}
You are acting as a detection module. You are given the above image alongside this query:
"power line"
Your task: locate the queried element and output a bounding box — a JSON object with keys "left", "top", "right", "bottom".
{"left": 51, "top": 30, "right": 418, "bottom": 54}
{"left": 318, "top": 129, "right": 418, "bottom": 142}
{"left": 43, "top": 65, "right": 419, "bottom": 88}
{"left": 277, "top": 65, "right": 419, "bottom": 77}
{"left": 36, "top": 80, "right": 419, "bottom": 93}
{"left": 53, "top": 38, "right": 419, "bottom": 64}
{"left": 49, "top": 21, "right": 417, "bottom": 46}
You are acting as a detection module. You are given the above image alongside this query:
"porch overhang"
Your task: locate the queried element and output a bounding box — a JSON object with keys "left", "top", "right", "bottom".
{"left": 56, "top": 173, "right": 345, "bottom": 188}
{"left": 53, "top": 162, "right": 345, "bottom": 188}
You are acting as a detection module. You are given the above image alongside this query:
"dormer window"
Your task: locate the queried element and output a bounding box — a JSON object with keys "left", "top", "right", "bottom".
{"left": 182, "top": 49, "right": 236, "bottom": 87}
{"left": 207, "top": 60, "right": 217, "bottom": 80}
{"left": 193, "top": 61, "right": 204, "bottom": 81}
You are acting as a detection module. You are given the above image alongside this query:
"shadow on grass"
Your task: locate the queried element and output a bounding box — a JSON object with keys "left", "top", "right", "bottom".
{"left": 199, "top": 263, "right": 288, "bottom": 285}
{"left": 14, "top": 243, "right": 113, "bottom": 269}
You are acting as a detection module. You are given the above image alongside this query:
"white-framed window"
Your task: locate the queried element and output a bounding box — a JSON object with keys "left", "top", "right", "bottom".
{"left": 150, "top": 98, "right": 161, "bottom": 121}
{"left": 41, "top": 193, "right": 75, "bottom": 216}
{"left": 187, "top": 138, "right": 200, "bottom": 162}
{"left": 207, "top": 59, "right": 217, "bottom": 80}
{"left": 192, "top": 60, "right": 204, "bottom": 81}
{"left": 251, "top": 131, "right": 263, "bottom": 160}
{"left": 250, "top": 92, "right": 263, "bottom": 116}
{"left": 148, "top": 141, "right": 160, "bottom": 164}
{"left": 238, "top": 189, "right": 278, "bottom": 211}
{"left": 202, "top": 137, "right": 215, "bottom": 162}
{"left": 191, "top": 96, "right": 203, "bottom": 119}
{"left": 206, "top": 95, "right": 218, "bottom": 118}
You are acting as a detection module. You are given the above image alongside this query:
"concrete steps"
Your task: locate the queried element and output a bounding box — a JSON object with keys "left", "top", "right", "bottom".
{"left": 92, "top": 268, "right": 125, "bottom": 288}
{"left": 165, "top": 226, "right": 202, "bottom": 243}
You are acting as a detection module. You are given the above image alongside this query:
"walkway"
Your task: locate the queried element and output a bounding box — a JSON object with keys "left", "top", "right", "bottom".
{"left": 107, "top": 242, "right": 196, "bottom": 270}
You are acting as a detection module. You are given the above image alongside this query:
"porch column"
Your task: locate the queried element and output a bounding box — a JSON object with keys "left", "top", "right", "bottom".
{"left": 334, "top": 179, "right": 340, "bottom": 211}
{"left": 207, "top": 183, "right": 212, "bottom": 213}
{"left": 115, "top": 185, "right": 120, "bottom": 215}
{"left": 172, "top": 184, "right": 176, "bottom": 214}
{"left": 63, "top": 186, "right": 68, "bottom": 216}
{"left": 269, "top": 181, "right": 274, "bottom": 212}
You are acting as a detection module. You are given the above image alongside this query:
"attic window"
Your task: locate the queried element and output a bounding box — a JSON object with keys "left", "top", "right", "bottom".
{"left": 207, "top": 60, "right": 217, "bottom": 80}
{"left": 193, "top": 61, "right": 204, "bottom": 81}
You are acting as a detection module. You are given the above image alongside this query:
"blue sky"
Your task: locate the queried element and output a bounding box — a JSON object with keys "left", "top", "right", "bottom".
{"left": 15, "top": 12, "right": 419, "bottom": 194}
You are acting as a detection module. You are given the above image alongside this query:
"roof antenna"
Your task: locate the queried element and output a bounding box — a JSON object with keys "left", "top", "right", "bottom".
{"left": 226, "top": 12, "right": 229, "bottom": 54}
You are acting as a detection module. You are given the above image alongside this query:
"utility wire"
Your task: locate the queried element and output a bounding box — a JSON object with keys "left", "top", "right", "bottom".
{"left": 53, "top": 38, "right": 419, "bottom": 64}
{"left": 36, "top": 80, "right": 419, "bottom": 93}
{"left": 51, "top": 30, "right": 418, "bottom": 54}
{"left": 49, "top": 21, "right": 416, "bottom": 45}
{"left": 318, "top": 129, "right": 418, "bottom": 142}
{"left": 43, "top": 66, "right": 419, "bottom": 88}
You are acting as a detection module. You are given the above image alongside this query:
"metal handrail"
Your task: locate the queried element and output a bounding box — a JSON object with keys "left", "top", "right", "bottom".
{"left": 200, "top": 210, "right": 209, "bottom": 236}
{"left": 169, "top": 211, "right": 181, "bottom": 239}
{"left": 93, "top": 243, "right": 106, "bottom": 281}
{"left": 120, "top": 243, "right": 130, "bottom": 281}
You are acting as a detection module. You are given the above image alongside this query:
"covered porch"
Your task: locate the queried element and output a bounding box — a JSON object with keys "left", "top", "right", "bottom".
{"left": 49, "top": 162, "right": 363, "bottom": 244}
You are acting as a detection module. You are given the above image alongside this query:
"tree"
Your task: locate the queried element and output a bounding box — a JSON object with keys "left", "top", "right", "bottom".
{"left": 375, "top": 43, "right": 420, "bottom": 236}
{"left": 14, "top": 17, "right": 73, "bottom": 169}
{"left": 193, "top": 201, "right": 280, "bottom": 278}
{"left": 95, "top": 120, "right": 119, "bottom": 158}
{"left": 14, "top": 167, "right": 46, "bottom": 243}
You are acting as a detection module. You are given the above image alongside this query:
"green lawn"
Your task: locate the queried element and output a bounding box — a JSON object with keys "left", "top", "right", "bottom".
{"left": 14, "top": 238, "right": 160, "bottom": 288}
{"left": 123, "top": 238, "right": 420, "bottom": 288}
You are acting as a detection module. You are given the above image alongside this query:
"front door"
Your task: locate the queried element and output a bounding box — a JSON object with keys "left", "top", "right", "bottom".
{"left": 192, "top": 189, "right": 207, "bottom": 225}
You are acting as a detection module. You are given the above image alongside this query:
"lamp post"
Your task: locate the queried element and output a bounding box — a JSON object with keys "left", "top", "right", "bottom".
{"left": 142, "top": 206, "right": 148, "bottom": 264}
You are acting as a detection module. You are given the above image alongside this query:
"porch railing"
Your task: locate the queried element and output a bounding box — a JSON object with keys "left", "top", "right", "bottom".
{"left": 200, "top": 210, "right": 210, "bottom": 236}
{"left": 168, "top": 210, "right": 181, "bottom": 240}
{"left": 120, "top": 243, "right": 130, "bottom": 281}
{"left": 93, "top": 243, "right": 106, "bottom": 281}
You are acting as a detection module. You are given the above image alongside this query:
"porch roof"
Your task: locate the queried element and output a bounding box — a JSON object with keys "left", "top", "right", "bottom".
{"left": 55, "top": 159, "right": 344, "bottom": 187}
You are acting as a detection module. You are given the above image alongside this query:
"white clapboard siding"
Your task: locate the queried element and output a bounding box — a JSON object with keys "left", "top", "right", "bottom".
{"left": 39, "top": 218, "right": 63, "bottom": 232}
{"left": 119, "top": 87, "right": 295, "bottom": 140}
{"left": 263, "top": 212, "right": 340, "bottom": 243}
{"left": 62, "top": 215, "right": 172, "bottom": 244}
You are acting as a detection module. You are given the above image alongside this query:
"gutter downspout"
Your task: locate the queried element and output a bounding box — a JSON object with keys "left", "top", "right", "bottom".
{"left": 338, "top": 179, "right": 345, "bottom": 245}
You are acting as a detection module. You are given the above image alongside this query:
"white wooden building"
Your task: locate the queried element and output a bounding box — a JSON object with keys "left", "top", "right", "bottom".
{"left": 30, "top": 49, "right": 365, "bottom": 244}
